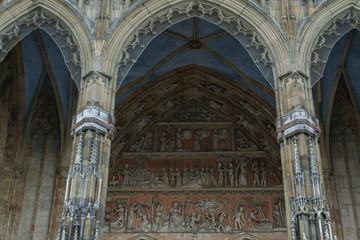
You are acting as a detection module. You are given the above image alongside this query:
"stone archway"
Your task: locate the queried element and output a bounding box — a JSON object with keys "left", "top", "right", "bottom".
{"left": 297, "top": 1, "right": 360, "bottom": 85}
{"left": 103, "top": 0, "right": 291, "bottom": 88}
{"left": 0, "top": 2, "right": 93, "bottom": 84}
{"left": 104, "top": 65, "right": 286, "bottom": 240}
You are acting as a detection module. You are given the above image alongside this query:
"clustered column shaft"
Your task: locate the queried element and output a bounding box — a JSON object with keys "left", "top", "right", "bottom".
{"left": 290, "top": 135, "right": 335, "bottom": 240}
{"left": 57, "top": 131, "right": 102, "bottom": 240}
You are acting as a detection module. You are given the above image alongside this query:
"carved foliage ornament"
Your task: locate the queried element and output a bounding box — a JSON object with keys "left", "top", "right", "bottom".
{"left": 0, "top": 9, "right": 82, "bottom": 84}
{"left": 117, "top": 1, "right": 274, "bottom": 88}
{"left": 310, "top": 8, "right": 360, "bottom": 86}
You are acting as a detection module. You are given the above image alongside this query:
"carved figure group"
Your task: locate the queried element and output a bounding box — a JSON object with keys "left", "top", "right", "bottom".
{"left": 110, "top": 198, "right": 272, "bottom": 233}
{"left": 109, "top": 155, "right": 275, "bottom": 189}
{"left": 252, "top": 160, "right": 267, "bottom": 186}
{"left": 235, "top": 156, "right": 249, "bottom": 186}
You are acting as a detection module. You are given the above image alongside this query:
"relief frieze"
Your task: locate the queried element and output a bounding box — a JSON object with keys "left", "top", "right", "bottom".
{"left": 104, "top": 195, "right": 285, "bottom": 233}
{"left": 109, "top": 154, "right": 282, "bottom": 189}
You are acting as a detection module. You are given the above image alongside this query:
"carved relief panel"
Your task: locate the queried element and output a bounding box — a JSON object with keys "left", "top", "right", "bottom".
{"left": 105, "top": 193, "right": 285, "bottom": 233}
{"left": 108, "top": 67, "right": 283, "bottom": 237}
{"left": 109, "top": 154, "right": 281, "bottom": 189}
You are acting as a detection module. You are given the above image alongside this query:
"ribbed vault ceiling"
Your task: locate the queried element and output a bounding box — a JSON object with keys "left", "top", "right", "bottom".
{"left": 115, "top": 17, "right": 275, "bottom": 107}
{"left": 7, "top": 20, "right": 360, "bottom": 131}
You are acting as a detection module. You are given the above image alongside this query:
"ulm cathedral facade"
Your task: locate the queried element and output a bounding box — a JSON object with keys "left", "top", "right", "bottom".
{"left": 0, "top": 0, "right": 359, "bottom": 240}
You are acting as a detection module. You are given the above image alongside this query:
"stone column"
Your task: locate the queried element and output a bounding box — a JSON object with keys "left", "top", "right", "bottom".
{"left": 276, "top": 72, "right": 336, "bottom": 240}
{"left": 56, "top": 71, "right": 115, "bottom": 240}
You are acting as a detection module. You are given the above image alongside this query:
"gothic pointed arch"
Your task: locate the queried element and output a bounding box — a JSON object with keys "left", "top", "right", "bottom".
{"left": 0, "top": 0, "right": 93, "bottom": 85}
{"left": 105, "top": 65, "right": 285, "bottom": 237}
{"left": 103, "top": 0, "right": 290, "bottom": 89}
{"left": 111, "top": 65, "right": 279, "bottom": 167}
{"left": 231, "top": 232, "right": 260, "bottom": 240}
{"left": 297, "top": 0, "right": 360, "bottom": 85}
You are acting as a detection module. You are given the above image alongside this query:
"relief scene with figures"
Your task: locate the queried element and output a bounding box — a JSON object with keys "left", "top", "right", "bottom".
{"left": 105, "top": 67, "right": 286, "bottom": 238}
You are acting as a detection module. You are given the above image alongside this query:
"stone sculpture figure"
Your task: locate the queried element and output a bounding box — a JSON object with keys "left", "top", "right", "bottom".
{"left": 232, "top": 206, "right": 245, "bottom": 230}
{"left": 260, "top": 161, "right": 267, "bottom": 186}
{"left": 213, "top": 129, "right": 219, "bottom": 151}
{"left": 194, "top": 127, "right": 209, "bottom": 151}
{"left": 273, "top": 205, "right": 282, "bottom": 227}
{"left": 169, "top": 202, "right": 184, "bottom": 229}
{"left": 159, "top": 132, "right": 168, "bottom": 152}
{"left": 152, "top": 198, "right": 165, "bottom": 230}
{"left": 217, "top": 212, "right": 227, "bottom": 231}
{"left": 174, "top": 168, "right": 182, "bottom": 186}
{"left": 109, "top": 175, "right": 119, "bottom": 187}
{"left": 127, "top": 203, "right": 138, "bottom": 229}
{"left": 249, "top": 201, "right": 268, "bottom": 226}
{"left": 217, "top": 162, "right": 226, "bottom": 186}
{"left": 209, "top": 213, "right": 217, "bottom": 231}
{"left": 169, "top": 168, "right": 175, "bottom": 186}
{"left": 198, "top": 212, "right": 210, "bottom": 230}
{"left": 200, "top": 168, "right": 206, "bottom": 186}
{"left": 182, "top": 168, "right": 189, "bottom": 185}
{"left": 114, "top": 201, "right": 127, "bottom": 228}
{"left": 188, "top": 212, "right": 201, "bottom": 230}
{"left": 175, "top": 128, "right": 182, "bottom": 151}
{"left": 236, "top": 156, "right": 249, "bottom": 186}
{"left": 252, "top": 161, "right": 260, "bottom": 186}
{"left": 159, "top": 168, "right": 169, "bottom": 186}
{"left": 227, "top": 163, "right": 234, "bottom": 186}
{"left": 209, "top": 168, "right": 217, "bottom": 186}
{"left": 246, "top": 209, "right": 258, "bottom": 228}
{"left": 122, "top": 164, "right": 130, "bottom": 187}
{"left": 137, "top": 204, "right": 151, "bottom": 231}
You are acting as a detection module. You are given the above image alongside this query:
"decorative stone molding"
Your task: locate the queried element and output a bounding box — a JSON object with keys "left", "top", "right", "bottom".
{"left": 72, "top": 106, "right": 115, "bottom": 135}
{"left": 310, "top": 8, "right": 360, "bottom": 86}
{"left": 116, "top": 1, "right": 274, "bottom": 89}
{"left": 276, "top": 109, "right": 321, "bottom": 141}
{"left": 107, "top": 188, "right": 284, "bottom": 197}
{"left": 0, "top": 8, "right": 82, "bottom": 83}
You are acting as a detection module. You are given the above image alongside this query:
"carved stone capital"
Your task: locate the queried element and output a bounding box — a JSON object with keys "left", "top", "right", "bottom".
{"left": 71, "top": 106, "right": 115, "bottom": 136}
{"left": 276, "top": 109, "right": 320, "bottom": 142}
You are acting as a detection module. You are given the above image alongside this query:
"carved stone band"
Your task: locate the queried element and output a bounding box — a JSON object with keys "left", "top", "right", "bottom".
{"left": 71, "top": 106, "right": 115, "bottom": 135}
{"left": 276, "top": 109, "right": 320, "bottom": 141}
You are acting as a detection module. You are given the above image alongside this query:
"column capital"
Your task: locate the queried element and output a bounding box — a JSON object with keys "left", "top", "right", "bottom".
{"left": 71, "top": 106, "right": 115, "bottom": 136}
{"left": 72, "top": 70, "right": 116, "bottom": 136}
{"left": 276, "top": 109, "right": 321, "bottom": 142}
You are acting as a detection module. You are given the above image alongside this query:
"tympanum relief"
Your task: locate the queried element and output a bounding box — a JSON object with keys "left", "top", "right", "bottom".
{"left": 109, "top": 69, "right": 282, "bottom": 235}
